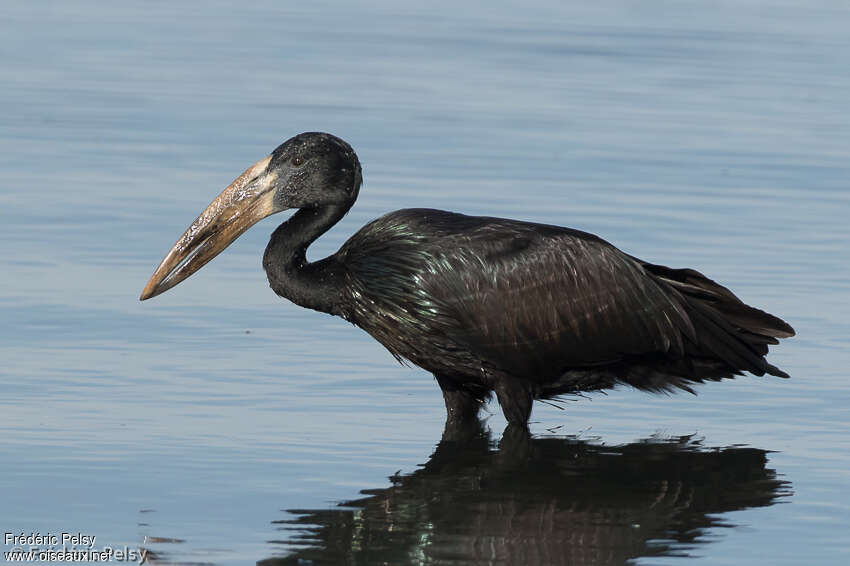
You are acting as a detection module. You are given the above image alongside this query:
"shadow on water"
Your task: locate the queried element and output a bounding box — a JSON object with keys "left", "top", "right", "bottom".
{"left": 259, "top": 420, "right": 791, "bottom": 566}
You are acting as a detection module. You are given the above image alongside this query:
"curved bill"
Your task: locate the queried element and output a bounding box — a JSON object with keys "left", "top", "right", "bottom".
{"left": 140, "top": 155, "right": 277, "bottom": 300}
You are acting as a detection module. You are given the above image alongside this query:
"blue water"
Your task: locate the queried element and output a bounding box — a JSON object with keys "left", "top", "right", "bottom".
{"left": 1, "top": 1, "right": 848, "bottom": 564}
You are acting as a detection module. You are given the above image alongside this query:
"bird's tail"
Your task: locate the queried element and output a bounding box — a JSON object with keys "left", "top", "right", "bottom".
{"left": 541, "top": 260, "right": 795, "bottom": 400}
{"left": 641, "top": 262, "right": 795, "bottom": 380}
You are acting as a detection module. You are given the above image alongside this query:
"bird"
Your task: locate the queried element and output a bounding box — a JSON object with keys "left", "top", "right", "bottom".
{"left": 140, "top": 132, "right": 795, "bottom": 426}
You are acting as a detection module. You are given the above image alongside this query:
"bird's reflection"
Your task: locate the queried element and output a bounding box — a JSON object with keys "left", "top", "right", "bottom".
{"left": 260, "top": 421, "right": 790, "bottom": 566}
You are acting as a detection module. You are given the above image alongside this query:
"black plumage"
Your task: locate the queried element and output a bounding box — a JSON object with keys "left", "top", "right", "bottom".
{"left": 141, "top": 132, "right": 795, "bottom": 426}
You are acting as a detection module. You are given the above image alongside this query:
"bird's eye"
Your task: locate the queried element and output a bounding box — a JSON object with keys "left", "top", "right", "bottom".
{"left": 291, "top": 156, "right": 304, "bottom": 167}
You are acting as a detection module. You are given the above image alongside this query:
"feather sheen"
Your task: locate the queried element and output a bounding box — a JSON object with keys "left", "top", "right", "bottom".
{"left": 335, "top": 209, "right": 794, "bottom": 398}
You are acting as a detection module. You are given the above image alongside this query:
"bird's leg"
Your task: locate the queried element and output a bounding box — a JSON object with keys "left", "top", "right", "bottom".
{"left": 494, "top": 375, "right": 533, "bottom": 426}
{"left": 498, "top": 423, "right": 532, "bottom": 460}
{"left": 435, "top": 374, "right": 482, "bottom": 423}
{"left": 440, "top": 412, "right": 488, "bottom": 444}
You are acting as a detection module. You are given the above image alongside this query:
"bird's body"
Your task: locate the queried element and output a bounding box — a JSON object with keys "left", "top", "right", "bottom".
{"left": 142, "top": 132, "right": 794, "bottom": 426}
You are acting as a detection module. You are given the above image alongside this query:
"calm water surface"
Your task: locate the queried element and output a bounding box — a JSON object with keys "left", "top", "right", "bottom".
{"left": 1, "top": 1, "right": 848, "bottom": 564}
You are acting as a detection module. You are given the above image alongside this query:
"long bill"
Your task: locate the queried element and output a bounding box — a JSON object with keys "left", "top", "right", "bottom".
{"left": 140, "top": 155, "right": 277, "bottom": 300}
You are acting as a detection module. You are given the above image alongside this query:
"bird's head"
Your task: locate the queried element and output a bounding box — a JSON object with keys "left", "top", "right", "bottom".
{"left": 139, "top": 132, "right": 362, "bottom": 300}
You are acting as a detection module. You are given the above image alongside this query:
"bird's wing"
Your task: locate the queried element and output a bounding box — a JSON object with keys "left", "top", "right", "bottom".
{"left": 418, "top": 221, "right": 697, "bottom": 379}
{"left": 341, "top": 210, "right": 696, "bottom": 381}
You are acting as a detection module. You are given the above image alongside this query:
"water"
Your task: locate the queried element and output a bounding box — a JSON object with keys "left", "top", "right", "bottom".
{"left": 1, "top": 1, "right": 848, "bottom": 564}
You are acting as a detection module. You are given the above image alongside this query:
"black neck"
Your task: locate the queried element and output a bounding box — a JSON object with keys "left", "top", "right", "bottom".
{"left": 262, "top": 204, "right": 350, "bottom": 315}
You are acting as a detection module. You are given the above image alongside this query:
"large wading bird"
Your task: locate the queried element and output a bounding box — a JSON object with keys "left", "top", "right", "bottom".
{"left": 141, "top": 132, "right": 794, "bottom": 426}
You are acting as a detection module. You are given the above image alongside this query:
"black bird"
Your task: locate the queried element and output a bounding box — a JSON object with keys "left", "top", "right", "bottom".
{"left": 141, "top": 132, "right": 795, "bottom": 425}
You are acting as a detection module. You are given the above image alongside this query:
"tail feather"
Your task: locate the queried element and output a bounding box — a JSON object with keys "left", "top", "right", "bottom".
{"left": 544, "top": 259, "right": 794, "bottom": 399}
{"left": 639, "top": 262, "right": 795, "bottom": 339}
{"left": 684, "top": 298, "right": 771, "bottom": 375}
{"left": 765, "top": 362, "right": 790, "bottom": 379}
{"left": 638, "top": 260, "right": 794, "bottom": 382}
{"left": 712, "top": 300, "right": 795, "bottom": 339}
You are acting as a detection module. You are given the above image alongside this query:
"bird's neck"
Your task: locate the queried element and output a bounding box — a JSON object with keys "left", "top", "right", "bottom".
{"left": 263, "top": 204, "right": 349, "bottom": 315}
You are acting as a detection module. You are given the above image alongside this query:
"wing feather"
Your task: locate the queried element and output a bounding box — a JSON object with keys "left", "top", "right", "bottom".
{"left": 420, "top": 226, "right": 695, "bottom": 380}
{"left": 339, "top": 209, "right": 793, "bottom": 390}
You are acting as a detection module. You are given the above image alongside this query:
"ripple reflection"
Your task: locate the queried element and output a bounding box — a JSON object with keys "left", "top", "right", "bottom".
{"left": 261, "top": 422, "right": 790, "bottom": 565}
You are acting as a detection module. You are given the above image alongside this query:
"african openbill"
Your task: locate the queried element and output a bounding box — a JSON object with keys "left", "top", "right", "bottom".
{"left": 141, "top": 132, "right": 794, "bottom": 425}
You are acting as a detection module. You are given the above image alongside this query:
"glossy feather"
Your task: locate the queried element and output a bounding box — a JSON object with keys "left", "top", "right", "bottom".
{"left": 336, "top": 209, "right": 794, "bottom": 407}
